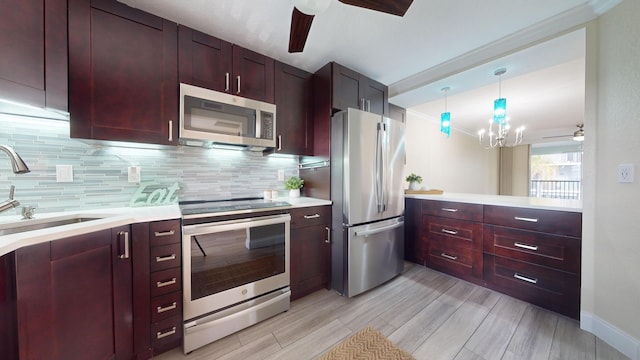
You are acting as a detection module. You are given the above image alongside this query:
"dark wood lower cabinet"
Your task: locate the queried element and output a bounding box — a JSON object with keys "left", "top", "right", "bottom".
{"left": 14, "top": 226, "right": 133, "bottom": 360}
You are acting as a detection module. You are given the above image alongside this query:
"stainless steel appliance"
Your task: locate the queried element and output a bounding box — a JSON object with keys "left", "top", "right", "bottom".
{"left": 180, "top": 198, "right": 291, "bottom": 354}
{"left": 179, "top": 83, "right": 276, "bottom": 151}
{"left": 331, "top": 108, "right": 405, "bottom": 297}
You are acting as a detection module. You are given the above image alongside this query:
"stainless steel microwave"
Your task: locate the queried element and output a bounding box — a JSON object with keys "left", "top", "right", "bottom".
{"left": 179, "top": 83, "right": 276, "bottom": 151}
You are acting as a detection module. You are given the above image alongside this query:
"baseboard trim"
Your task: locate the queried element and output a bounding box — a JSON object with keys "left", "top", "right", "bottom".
{"left": 581, "top": 311, "right": 639, "bottom": 359}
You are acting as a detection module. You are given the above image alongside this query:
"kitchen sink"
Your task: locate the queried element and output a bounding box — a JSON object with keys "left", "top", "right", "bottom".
{"left": 0, "top": 216, "right": 104, "bottom": 236}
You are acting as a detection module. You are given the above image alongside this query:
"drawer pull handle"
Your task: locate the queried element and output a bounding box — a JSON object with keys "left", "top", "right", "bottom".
{"left": 325, "top": 226, "right": 331, "bottom": 244}
{"left": 440, "top": 253, "right": 458, "bottom": 261}
{"left": 156, "top": 254, "right": 177, "bottom": 262}
{"left": 441, "top": 228, "right": 458, "bottom": 235}
{"left": 157, "top": 326, "right": 176, "bottom": 339}
{"left": 514, "top": 242, "right": 538, "bottom": 251}
{"left": 514, "top": 273, "right": 538, "bottom": 284}
{"left": 514, "top": 216, "right": 538, "bottom": 223}
{"left": 156, "top": 278, "right": 177, "bottom": 288}
{"left": 154, "top": 230, "right": 176, "bottom": 237}
{"left": 304, "top": 214, "right": 320, "bottom": 219}
{"left": 157, "top": 302, "right": 177, "bottom": 313}
{"left": 441, "top": 208, "right": 458, "bottom": 212}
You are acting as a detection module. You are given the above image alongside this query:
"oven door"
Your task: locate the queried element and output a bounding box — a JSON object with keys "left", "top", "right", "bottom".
{"left": 182, "top": 213, "right": 290, "bottom": 321}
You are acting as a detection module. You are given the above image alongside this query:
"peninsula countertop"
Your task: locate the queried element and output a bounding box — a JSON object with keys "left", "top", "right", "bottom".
{"left": 404, "top": 192, "right": 582, "bottom": 213}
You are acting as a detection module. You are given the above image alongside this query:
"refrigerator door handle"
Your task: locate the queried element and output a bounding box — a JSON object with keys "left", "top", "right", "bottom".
{"left": 375, "top": 122, "right": 384, "bottom": 213}
{"left": 354, "top": 221, "right": 404, "bottom": 237}
{"left": 382, "top": 122, "right": 389, "bottom": 212}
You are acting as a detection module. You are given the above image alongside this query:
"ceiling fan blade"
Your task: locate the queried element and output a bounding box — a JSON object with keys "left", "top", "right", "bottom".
{"left": 338, "top": 0, "right": 414, "bottom": 16}
{"left": 542, "top": 134, "right": 572, "bottom": 139}
{"left": 288, "top": 7, "right": 315, "bottom": 53}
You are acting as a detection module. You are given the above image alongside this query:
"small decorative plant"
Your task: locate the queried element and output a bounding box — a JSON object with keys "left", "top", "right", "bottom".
{"left": 284, "top": 176, "right": 304, "bottom": 190}
{"left": 405, "top": 173, "right": 423, "bottom": 184}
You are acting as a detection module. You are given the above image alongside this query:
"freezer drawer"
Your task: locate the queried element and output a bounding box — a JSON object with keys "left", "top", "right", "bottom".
{"left": 346, "top": 217, "right": 404, "bottom": 297}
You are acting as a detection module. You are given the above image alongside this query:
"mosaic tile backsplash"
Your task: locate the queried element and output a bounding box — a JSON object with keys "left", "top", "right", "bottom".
{"left": 0, "top": 114, "right": 299, "bottom": 216}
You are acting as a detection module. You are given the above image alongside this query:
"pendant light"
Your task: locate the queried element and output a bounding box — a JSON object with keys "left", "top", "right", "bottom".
{"left": 478, "top": 68, "right": 524, "bottom": 148}
{"left": 440, "top": 87, "right": 451, "bottom": 138}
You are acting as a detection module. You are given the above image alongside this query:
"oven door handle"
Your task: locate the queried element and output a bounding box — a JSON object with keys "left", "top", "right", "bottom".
{"left": 183, "top": 213, "right": 291, "bottom": 236}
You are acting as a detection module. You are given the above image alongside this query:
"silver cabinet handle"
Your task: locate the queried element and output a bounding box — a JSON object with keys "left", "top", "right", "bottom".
{"left": 119, "top": 231, "right": 129, "bottom": 259}
{"left": 154, "top": 230, "right": 175, "bottom": 237}
{"left": 441, "top": 208, "right": 458, "bottom": 212}
{"left": 514, "top": 216, "right": 538, "bottom": 223}
{"left": 304, "top": 214, "right": 320, "bottom": 219}
{"left": 514, "top": 273, "right": 538, "bottom": 284}
{"left": 360, "top": 98, "right": 365, "bottom": 110}
{"left": 168, "top": 120, "right": 173, "bottom": 142}
{"left": 277, "top": 135, "right": 282, "bottom": 151}
{"left": 441, "top": 229, "right": 458, "bottom": 235}
{"left": 156, "top": 254, "right": 177, "bottom": 263}
{"left": 441, "top": 253, "right": 458, "bottom": 261}
{"left": 366, "top": 99, "right": 371, "bottom": 112}
{"left": 156, "top": 278, "right": 177, "bottom": 288}
{"left": 514, "top": 242, "right": 539, "bottom": 251}
{"left": 325, "top": 226, "right": 331, "bottom": 244}
{"left": 225, "top": 72, "right": 230, "bottom": 92}
{"left": 236, "top": 75, "right": 241, "bottom": 94}
{"left": 157, "top": 302, "right": 177, "bottom": 314}
{"left": 157, "top": 327, "right": 176, "bottom": 339}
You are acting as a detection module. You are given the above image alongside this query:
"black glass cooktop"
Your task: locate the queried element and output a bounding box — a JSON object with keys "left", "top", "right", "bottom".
{"left": 179, "top": 197, "right": 291, "bottom": 217}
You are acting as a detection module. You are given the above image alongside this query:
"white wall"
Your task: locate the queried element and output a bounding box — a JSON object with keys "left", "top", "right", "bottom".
{"left": 405, "top": 110, "right": 499, "bottom": 194}
{"left": 581, "top": 1, "right": 640, "bottom": 358}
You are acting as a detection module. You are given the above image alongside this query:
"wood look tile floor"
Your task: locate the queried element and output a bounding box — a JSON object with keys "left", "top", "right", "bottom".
{"left": 155, "top": 263, "right": 629, "bottom": 360}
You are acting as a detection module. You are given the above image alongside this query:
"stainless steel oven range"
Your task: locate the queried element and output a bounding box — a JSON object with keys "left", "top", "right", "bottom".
{"left": 179, "top": 198, "right": 291, "bottom": 354}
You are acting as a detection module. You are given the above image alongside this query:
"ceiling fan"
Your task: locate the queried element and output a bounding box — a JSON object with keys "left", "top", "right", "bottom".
{"left": 542, "top": 124, "right": 585, "bottom": 142}
{"left": 288, "top": 0, "right": 414, "bottom": 53}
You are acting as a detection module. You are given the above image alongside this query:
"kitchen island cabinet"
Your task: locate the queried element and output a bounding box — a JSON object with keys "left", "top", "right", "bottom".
{"left": 0, "top": 0, "right": 67, "bottom": 112}
{"left": 290, "top": 205, "right": 331, "bottom": 300}
{"left": 13, "top": 226, "right": 134, "bottom": 360}
{"left": 274, "top": 61, "right": 313, "bottom": 155}
{"left": 179, "top": 26, "right": 274, "bottom": 103}
{"left": 404, "top": 194, "right": 582, "bottom": 319}
{"left": 69, "top": 0, "right": 178, "bottom": 146}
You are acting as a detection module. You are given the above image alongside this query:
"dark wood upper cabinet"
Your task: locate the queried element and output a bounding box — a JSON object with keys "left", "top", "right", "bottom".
{"left": 69, "top": 0, "right": 178, "bottom": 146}
{"left": 332, "top": 62, "right": 388, "bottom": 116}
{"left": 179, "top": 26, "right": 274, "bottom": 103}
{"left": 0, "top": 0, "right": 67, "bottom": 111}
{"left": 274, "top": 61, "right": 313, "bottom": 155}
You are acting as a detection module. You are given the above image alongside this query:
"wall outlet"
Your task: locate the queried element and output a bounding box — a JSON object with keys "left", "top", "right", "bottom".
{"left": 618, "top": 164, "right": 634, "bottom": 183}
{"left": 128, "top": 166, "right": 141, "bottom": 183}
{"left": 56, "top": 165, "right": 73, "bottom": 182}
{"left": 277, "top": 169, "right": 285, "bottom": 181}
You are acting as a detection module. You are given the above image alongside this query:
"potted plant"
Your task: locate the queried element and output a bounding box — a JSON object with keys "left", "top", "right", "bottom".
{"left": 405, "top": 173, "right": 423, "bottom": 191}
{"left": 284, "top": 176, "right": 304, "bottom": 197}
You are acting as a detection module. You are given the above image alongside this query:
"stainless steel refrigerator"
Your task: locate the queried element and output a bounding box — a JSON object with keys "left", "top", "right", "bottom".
{"left": 330, "top": 108, "right": 405, "bottom": 297}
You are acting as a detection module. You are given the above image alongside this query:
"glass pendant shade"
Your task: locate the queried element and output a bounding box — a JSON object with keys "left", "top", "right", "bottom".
{"left": 493, "top": 97, "right": 507, "bottom": 124}
{"left": 440, "top": 112, "right": 451, "bottom": 137}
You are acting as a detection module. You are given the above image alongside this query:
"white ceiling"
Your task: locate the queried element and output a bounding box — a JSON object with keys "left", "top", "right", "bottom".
{"left": 119, "top": 0, "right": 620, "bottom": 143}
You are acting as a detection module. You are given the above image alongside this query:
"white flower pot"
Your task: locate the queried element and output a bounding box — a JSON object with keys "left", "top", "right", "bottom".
{"left": 409, "top": 182, "right": 420, "bottom": 191}
{"left": 289, "top": 189, "right": 300, "bottom": 198}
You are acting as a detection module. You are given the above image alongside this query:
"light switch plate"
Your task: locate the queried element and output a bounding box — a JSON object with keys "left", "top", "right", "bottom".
{"left": 618, "top": 164, "right": 634, "bottom": 183}
{"left": 128, "top": 166, "right": 141, "bottom": 183}
{"left": 277, "top": 169, "right": 285, "bottom": 181}
{"left": 56, "top": 165, "right": 73, "bottom": 182}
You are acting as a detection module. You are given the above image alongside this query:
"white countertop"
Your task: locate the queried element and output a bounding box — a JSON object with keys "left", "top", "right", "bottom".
{"left": 0, "top": 197, "right": 331, "bottom": 257}
{"left": 405, "top": 192, "right": 582, "bottom": 213}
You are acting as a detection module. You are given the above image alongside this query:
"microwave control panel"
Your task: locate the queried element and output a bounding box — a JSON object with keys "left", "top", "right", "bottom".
{"left": 260, "top": 111, "right": 274, "bottom": 140}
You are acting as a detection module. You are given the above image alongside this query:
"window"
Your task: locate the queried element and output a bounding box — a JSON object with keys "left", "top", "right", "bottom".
{"left": 530, "top": 142, "right": 582, "bottom": 200}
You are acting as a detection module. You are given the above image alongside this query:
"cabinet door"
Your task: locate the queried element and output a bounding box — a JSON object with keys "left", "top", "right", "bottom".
{"left": 178, "top": 25, "right": 232, "bottom": 93}
{"left": 69, "top": 0, "right": 178, "bottom": 145}
{"left": 290, "top": 225, "right": 331, "bottom": 300}
{"left": 15, "top": 227, "right": 133, "bottom": 360}
{"left": 0, "top": 0, "right": 67, "bottom": 110}
{"left": 404, "top": 198, "right": 424, "bottom": 265}
{"left": 274, "top": 61, "right": 313, "bottom": 155}
{"left": 364, "top": 78, "right": 388, "bottom": 115}
{"left": 332, "top": 63, "right": 362, "bottom": 111}
{"left": 232, "top": 46, "right": 274, "bottom": 103}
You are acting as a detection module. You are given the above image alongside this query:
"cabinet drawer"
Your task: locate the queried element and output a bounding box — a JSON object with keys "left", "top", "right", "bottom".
{"left": 150, "top": 243, "right": 182, "bottom": 272}
{"left": 150, "top": 267, "right": 182, "bottom": 297}
{"left": 422, "top": 200, "right": 483, "bottom": 222}
{"left": 151, "top": 315, "right": 183, "bottom": 353}
{"left": 484, "top": 254, "right": 580, "bottom": 319}
{"left": 483, "top": 225, "right": 580, "bottom": 274}
{"left": 151, "top": 291, "right": 182, "bottom": 323}
{"left": 424, "top": 216, "right": 482, "bottom": 248}
{"left": 290, "top": 206, "right": 331, "bottom": 229}
{"left": 483, "top": 205, "right": 581, "bottom": 237}
{"left": 427, "top": 238, "right": 482, "bottom": 281}
{"left": 150, "top": 219, "right": 181, "bottom": 246}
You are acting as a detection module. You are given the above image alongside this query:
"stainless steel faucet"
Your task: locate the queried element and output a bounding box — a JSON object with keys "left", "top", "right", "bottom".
{"left": 1, "top": 145, "right": 30, "bottom": 214}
